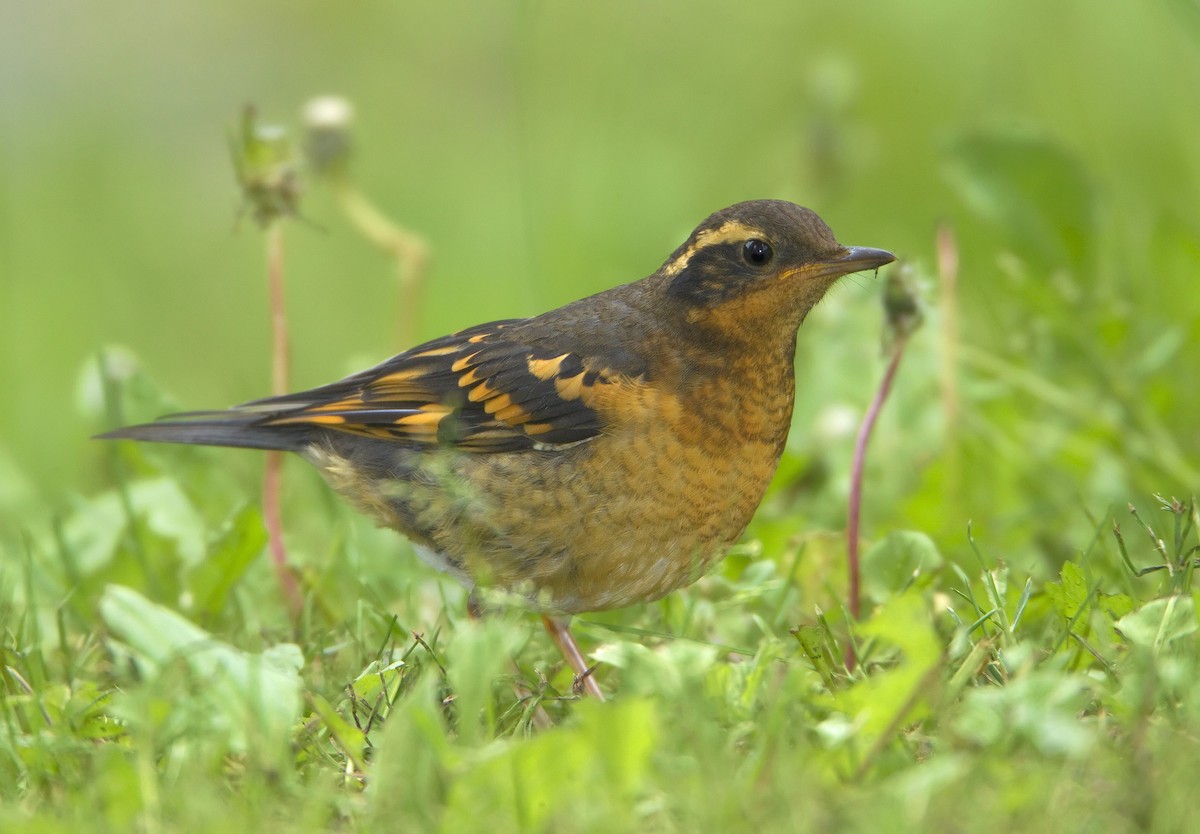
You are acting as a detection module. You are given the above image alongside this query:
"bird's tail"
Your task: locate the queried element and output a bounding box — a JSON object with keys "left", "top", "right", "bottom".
{"left": 96, "top": 410, "right": 313, "bottom": 452}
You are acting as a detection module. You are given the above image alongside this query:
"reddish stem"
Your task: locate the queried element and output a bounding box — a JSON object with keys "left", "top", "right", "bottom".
{"left": 845, "top": 336, "right": 908, "bottom": 670}
{"left": 264, "top": 223, "right": 303, "bottom": 619}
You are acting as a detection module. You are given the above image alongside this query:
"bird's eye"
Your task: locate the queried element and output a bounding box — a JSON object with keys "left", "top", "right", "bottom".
{"left": 742, "top": 239, "right": 773, "bottom": 266}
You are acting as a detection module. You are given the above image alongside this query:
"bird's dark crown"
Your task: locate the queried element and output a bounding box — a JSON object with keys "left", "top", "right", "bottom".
{"left": 662, "top": 200, "right": 844, "bottom": 305}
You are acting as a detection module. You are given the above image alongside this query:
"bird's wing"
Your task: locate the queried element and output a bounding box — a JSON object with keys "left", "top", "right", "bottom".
{"left": 240, "top": 319, "right": 623, "bottom": 452}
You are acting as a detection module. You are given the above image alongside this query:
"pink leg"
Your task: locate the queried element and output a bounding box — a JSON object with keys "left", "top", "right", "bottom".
{"left": 541, "top": 615, "right": 605, "bottom": 701}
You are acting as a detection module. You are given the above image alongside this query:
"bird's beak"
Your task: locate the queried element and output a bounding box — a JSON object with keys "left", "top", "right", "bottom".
{"left": 770, "top": 245, "right": 896, "bottom": 292}
{"left": 784, "top": 246, "right": 896, "bottom": 284}
{"left": 811, "top": 246, "right": 896, "bottom": 279}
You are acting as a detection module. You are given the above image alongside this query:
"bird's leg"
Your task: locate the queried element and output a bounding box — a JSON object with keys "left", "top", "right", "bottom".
{"left": 541, "top": 615, "right": 605, "bottom": 701}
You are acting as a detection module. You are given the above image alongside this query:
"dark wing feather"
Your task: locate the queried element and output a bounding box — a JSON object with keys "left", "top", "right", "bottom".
{"left": 241, "top": 319, "right": 617, "bottom": 452}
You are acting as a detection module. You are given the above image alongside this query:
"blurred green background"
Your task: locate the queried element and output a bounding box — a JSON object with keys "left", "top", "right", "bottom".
{"left": 2, "top": 0, "right": 1198, "bottom": 563}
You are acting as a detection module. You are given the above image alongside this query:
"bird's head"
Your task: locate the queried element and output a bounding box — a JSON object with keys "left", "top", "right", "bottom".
{"left": 658, "top": 200, "right": 895, "bottom": 342}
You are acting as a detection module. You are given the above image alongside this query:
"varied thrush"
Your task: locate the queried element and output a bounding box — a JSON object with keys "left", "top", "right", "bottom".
{"left": 101, "top": 199, "right": 895, "bottom": 698}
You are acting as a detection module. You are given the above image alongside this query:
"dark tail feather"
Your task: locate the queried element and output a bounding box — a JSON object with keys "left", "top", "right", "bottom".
{"left": 96, "top": 413, "right": 312, "bottom": 452}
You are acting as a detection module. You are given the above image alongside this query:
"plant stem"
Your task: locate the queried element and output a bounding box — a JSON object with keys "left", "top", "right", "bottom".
{"left": 264, "top": 221, "right": 303, "bottom": 620}
{"left": 846, "top": 335, "right": 909, "bottom": 670}
{"left": 328, "top": 176, "right": 428, "bottom": 349}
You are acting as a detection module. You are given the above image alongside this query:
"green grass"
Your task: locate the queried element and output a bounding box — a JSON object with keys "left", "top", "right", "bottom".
{"left": 4, "top": 0, "right": 1200, "bottom": 831}
{"left": 5, "top": 433, "right": 1200, "bottom": 832}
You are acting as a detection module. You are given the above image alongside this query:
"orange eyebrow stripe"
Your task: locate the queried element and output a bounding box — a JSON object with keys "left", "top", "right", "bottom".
{"left": 661, "top": 220, "right": 765, "bottom": 277}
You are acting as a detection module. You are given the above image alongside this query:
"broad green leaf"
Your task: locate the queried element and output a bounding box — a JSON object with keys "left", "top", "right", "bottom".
{"left": 1045, "top": 561, "right": 1088, "bottom": 622}
{"left": 1115, "top": 596, "right": 1198, "bottom": 652}
{"left": 50, "top": 477, "right": 206, "bottom": 575}
{"left": 184, "top": 504, "right": 267, "bottom": 618}
{"left": 441, "top": 698, "right": 657, "bottom": 832}
{"left": 831, "top": 589, "right": 941, "bottom": 744}
{"left": 1098, "top": 591, "right": 1137, "bottom": 642}
{"left": 952, "top": 671, "right": 1095, "bottom": 758}
{"left": 99, "top": 584, "right": 303, "bottom": 755}
{"left": 353, "top": 658, "right": 407, "bottom": 707}
{"left": 592, "top": 638, "right": 719, "bottom": 699}
{"left": 862, "top": 530, "right": 944, "bottom": 601}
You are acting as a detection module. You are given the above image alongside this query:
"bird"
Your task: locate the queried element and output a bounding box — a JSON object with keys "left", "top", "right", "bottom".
{"left": 99, "top": 199, "right": 895, "bottom": 700}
